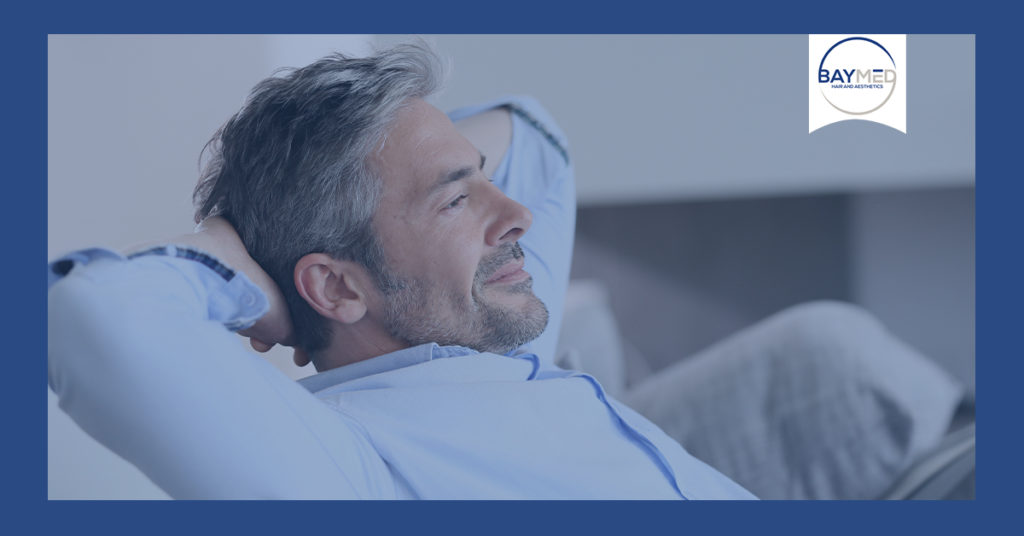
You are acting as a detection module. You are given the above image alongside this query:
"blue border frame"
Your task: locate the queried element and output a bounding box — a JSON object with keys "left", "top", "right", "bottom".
{"left": 17, "top": 0, "right": 1016, "bottom": 533}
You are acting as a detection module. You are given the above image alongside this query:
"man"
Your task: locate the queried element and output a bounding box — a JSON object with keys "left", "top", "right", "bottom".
{"left": 48, "top": 44, "right": 757, "bottom": 499}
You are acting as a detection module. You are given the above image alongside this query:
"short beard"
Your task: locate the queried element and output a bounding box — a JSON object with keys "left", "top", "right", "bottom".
{"left": 379, "top": 242, "right": 549, "bottom": 354}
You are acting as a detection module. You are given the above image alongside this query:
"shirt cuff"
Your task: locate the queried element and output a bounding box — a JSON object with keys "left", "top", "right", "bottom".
{"left": 48, "top": 245, "right": 269, "bottom": 331}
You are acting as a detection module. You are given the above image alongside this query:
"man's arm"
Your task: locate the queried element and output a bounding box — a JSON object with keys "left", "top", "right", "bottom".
{"left": 47, "top": 220, "right": 393, "bottom": 498}
{"left": 125, "top": 217, "right": 294, "bottom": 351}
{"left": 451, "top": 97, "right": 577, "bottom": 366}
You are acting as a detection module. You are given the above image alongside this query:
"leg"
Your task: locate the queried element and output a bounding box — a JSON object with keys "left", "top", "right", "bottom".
{"left": 622, "top": 301, "right": 965, "bottom": 500}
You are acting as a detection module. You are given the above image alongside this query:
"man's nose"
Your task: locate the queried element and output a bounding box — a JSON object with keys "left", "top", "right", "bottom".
{"left": 485, "top": 188, "right": 533, "bottom": 247}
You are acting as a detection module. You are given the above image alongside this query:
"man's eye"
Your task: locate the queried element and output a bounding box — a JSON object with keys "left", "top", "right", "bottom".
{"left": 445, "top": 195, "right": 468, "bottom": 210}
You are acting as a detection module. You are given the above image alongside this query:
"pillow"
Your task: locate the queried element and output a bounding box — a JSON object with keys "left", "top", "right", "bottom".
{"left": 554, "top": 279, "right": 627, "bottom": 399}
{"left": 622, "top": 301, "right": 965, "bottom": 500}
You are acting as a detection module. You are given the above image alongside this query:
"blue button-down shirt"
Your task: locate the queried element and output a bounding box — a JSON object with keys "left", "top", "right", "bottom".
{"left": 47, "top": 96, "right": 756, "bottom": 500}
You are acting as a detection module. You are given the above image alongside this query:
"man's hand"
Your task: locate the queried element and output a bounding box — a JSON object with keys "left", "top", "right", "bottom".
{"left": 126, "top": 217, "right": 307, "bottom": 365}
{"left": 191, "top": 217, "right": 294, "bottom": 351}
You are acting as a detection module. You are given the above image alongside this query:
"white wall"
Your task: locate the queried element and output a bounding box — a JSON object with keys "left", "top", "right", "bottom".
{"left": 851, "top": 188, "right": 975, "bottom": 395}
{"left": 48, "top": 34, "right": 372, "bottom": 499}
{"left": 377, "top": 35, "right": 974, "bottom": 204}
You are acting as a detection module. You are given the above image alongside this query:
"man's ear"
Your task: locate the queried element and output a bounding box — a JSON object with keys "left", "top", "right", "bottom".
{"left": 294, "top": 253, "right": 372, "bottom": 325}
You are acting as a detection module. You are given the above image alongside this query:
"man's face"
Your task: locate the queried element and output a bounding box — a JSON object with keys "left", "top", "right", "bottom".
{"left": 368, "top": 99, "right": 548, "bottom": 354}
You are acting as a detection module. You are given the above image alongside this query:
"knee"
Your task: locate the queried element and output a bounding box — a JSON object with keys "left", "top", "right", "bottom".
{"left": 758, "top": 300, "right": 890, "bottom": 379}
{"left": 770, "top": 300, "right": 884, "bottom": 343}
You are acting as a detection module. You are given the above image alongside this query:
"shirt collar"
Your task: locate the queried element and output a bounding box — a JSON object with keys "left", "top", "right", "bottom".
{"left": 297, "top": 343, "right": 479, "bottom": 394}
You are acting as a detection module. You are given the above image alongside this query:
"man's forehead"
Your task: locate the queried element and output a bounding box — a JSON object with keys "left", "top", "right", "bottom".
{"left": 375, "top": 99, "right": 477, "bottom": 193}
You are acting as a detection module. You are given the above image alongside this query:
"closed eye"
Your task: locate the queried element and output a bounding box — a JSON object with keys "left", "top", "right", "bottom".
{"left": 445, "top": 194, "right": 468, "bottom": 210}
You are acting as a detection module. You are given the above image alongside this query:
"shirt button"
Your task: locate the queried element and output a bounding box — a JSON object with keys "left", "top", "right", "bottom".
{"left": 241, "top": 293, "right": 256, "bottom": 307}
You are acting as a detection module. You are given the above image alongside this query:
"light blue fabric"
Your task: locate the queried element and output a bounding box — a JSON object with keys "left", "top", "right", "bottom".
{"left": 47, "top": 96, "right": 756, "bottom": 500}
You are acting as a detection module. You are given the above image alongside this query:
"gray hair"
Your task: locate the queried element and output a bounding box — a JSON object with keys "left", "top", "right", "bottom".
{"left": 193, "top": 43, "right": 445, "bottom": 356}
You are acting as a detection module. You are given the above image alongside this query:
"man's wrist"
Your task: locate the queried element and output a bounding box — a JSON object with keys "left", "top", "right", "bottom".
{"left": 124, "top": 218, "right": 263, "bottom": 295}
{"left": 127, "top": 244, "right": 238, "bottom": 283}
{"left": 189, "top": 217, "right": 295, "bottom": 348}
{"left": 121, "top": 216, "right": 294, "bottom": 348}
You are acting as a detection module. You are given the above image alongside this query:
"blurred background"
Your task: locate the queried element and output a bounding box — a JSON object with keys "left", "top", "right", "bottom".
{"left": 48, "top": 35, "right": 974, "bottom": 499}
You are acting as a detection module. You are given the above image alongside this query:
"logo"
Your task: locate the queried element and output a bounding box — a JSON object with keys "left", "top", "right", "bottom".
{"left": 809, "top": 34, "right": 906, "bottom": 133}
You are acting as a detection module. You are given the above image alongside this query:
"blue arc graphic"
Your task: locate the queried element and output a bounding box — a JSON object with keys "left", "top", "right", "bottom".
{"left": 817, "top": 37, "right": 898, "bottom": 116}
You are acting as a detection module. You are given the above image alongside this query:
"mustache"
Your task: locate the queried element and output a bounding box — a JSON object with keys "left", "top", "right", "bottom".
{"left": 475, "top": 242, "right": 525, "bottom": 285}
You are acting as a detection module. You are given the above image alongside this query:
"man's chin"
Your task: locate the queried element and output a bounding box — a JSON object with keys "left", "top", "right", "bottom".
{"left": 476, "top": 292, "right": 549, "bottom": 354}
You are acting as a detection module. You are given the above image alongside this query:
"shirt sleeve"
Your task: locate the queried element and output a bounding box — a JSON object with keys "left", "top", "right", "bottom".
{"left": 448, "top": 96, "right": 576, "bottom": 366}
{"left": 47, "top": 247, "right": 395, "bottom": 499}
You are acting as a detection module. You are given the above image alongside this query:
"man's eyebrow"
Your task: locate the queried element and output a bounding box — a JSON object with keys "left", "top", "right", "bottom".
{"left": 431, "top": 152, "right": 486, "bottom": 193}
